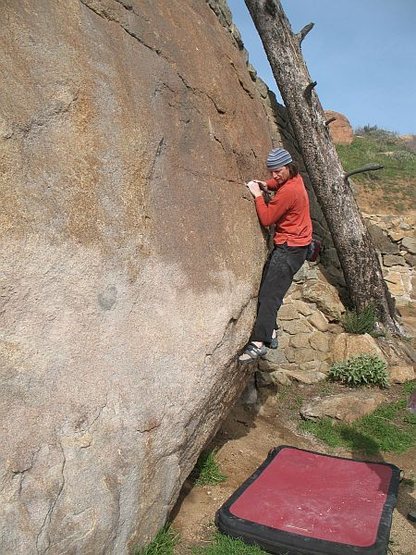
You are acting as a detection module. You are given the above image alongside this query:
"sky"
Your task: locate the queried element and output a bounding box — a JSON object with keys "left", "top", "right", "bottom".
{"left": 227, "top": 0, "right": 416, "bottom": 135}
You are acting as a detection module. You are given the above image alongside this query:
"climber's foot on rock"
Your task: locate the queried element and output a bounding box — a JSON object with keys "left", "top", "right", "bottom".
{"left": 238, "top": 342, "right": 267, "bottom": 363}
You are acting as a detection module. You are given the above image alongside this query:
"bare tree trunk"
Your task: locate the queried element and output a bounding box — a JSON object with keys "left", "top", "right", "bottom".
{"left": 244, "top": 0, "right": 401, "bottom": 334}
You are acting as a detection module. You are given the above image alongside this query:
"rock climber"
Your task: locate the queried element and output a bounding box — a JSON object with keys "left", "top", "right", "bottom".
{"left": 239, "top": 147, "right": 313, "bottom": 363}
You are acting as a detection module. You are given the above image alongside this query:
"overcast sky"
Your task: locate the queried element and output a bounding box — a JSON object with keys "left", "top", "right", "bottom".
{"left": 227, "top": 0, "right": 416, "bottom": 135}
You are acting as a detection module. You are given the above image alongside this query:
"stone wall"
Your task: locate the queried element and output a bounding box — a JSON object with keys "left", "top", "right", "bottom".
{"left": 254, "top": 256, "right": 415, "bottom": 395}
{"left": 365, "top": 213, "right": 416, "bottom": 306}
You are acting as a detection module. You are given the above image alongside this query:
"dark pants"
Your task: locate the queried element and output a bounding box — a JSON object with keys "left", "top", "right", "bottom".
{"left": 250, "top": 243, "right": 308, "bottom": 344}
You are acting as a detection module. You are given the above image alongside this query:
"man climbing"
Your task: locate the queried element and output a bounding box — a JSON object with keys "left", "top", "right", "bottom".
{"left": 239, "top": 147, "right": 312, "bottom": 363}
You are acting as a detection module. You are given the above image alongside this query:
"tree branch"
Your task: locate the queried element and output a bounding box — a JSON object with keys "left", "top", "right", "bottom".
{"left": 304, "top": 81, "right": 317, "bottom": 99}
{"left": 344, "top": 164, "right": 383, "bottom": 179}
{"left": 296, "top": 22, "right": 314, "bottom": 46}
{"left": 325, "top": 117, "right": 337, "bottom": 126}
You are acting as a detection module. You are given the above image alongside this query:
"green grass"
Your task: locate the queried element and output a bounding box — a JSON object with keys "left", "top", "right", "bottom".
{"left": 192, "top": 451, "right": 227, "bottom": 486}
{"left": 300, "top": 392, "right": 416, "bottom": 455}
{"left": 336, "top": 127, "right": 416, "bottom": 209}
{"left": 135, "top": 527, "right": 178, "bottom": 555}
{"left": 403, "top": 380, "right": 416, "bottom": 394}
{"left": 192, "top": 533, "right": 269, "bottom": 554}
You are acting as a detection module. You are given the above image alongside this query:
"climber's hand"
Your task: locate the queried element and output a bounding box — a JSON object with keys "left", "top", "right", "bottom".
{"left": 246, "top": 180, "right": 262, "bottom": 198}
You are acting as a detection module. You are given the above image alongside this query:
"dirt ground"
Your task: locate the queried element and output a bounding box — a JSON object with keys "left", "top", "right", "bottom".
{"left": 171, "top": 384, "right": 416, "bottom": 555}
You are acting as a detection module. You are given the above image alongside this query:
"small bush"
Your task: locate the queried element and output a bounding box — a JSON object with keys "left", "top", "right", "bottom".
{"left": 342, "top": 304, "right": 377, "bottom": 334}
{"left": 328, "top": 354, "right": 389, "bottom": 388}
{"left": 136, "top": 527, "right": 178, "bottom": 555}
{"left": 192, "top": 450, "right": 226, "bottom": 486}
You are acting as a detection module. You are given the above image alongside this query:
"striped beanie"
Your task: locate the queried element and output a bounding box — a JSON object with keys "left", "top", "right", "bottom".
{"left": 266, "top": 147, "right": 292, "bottom": 170}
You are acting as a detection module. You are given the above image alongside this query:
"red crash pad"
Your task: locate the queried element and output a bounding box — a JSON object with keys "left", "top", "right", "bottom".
{"left": 216, "top": 446, "right": 400, "bottom": 554}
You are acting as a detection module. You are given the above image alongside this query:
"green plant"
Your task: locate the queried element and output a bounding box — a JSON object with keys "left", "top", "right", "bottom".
{"left": 328, "top": 354, "right": 389, "bottom": 388}
{"left": 342, "top": 304, "right": 377, "bottom": 334}
{"left": 136, "top": 527, "right": 178, "bottom": 555}
{"left": 192, "top": 450, "right": 226, "bottom": 486}
{"left": 192, "top": 532, "right": 268, "bottom": 554}
{"left": 300, "top": 418, "right": 380, "bottom": 454}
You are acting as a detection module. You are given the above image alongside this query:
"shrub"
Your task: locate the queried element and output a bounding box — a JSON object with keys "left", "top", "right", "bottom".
{"left": 328, "top": 354, "right": 389, "bottom": 388}
{"left": 403, "top": 380, "right": 416, "bottom": 394}
{"left": 342, "top": 304, "right": 377, "bottom": 334}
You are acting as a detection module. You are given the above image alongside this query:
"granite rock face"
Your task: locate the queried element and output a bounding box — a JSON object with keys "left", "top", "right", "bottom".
{"left": 0, "top": 1, "right": 277, "bottom": 552}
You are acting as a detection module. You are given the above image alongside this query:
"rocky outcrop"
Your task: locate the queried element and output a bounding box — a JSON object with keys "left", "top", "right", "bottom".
{"left": 324, "top": 110, "right": 353, "bottom": 145}
{"left": 0, "top": 1, "right": 281, "bottom": 552}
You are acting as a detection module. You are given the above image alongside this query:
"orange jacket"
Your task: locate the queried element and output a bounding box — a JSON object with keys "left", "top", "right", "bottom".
{"left": 254, "top": 174, "right": 312, "bottom": 246}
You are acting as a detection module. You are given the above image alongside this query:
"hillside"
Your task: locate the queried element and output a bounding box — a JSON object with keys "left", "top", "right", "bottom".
{"left": 336, "top": 127, "right": 416, "bottom": 214}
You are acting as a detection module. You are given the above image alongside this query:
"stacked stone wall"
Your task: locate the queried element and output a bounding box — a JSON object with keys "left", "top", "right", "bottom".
{"left": 365, "top": 213, "right": 416, "bottom": 306}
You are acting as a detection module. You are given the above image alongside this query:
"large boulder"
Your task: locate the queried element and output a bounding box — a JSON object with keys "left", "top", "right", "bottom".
{"left": 0, "top": 1, "right": 277, "bottom": 552}
{"left": 324, "top": 110, "right": 353, "bottom": 145}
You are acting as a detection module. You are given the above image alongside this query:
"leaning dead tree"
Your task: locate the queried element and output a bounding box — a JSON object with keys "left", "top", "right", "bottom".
{"left": 244, "top": 0, "right": 402, "bottom": 334}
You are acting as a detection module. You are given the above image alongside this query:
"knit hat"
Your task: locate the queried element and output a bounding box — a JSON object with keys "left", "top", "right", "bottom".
{"left": 266, "top": 147, "right": 292, "bottom": 170}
